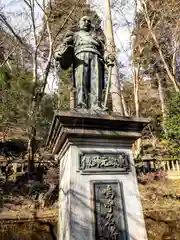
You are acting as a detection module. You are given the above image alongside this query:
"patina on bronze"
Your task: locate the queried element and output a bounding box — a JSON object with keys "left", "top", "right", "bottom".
{"left": 92, "top": 181, "right": 128, "bottom": 240}
{"left": 55, "top": 16, "right": 111, "bottom": 110}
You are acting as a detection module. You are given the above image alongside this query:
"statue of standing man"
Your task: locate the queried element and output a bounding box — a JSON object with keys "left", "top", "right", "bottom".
{"left": 55, "top": 16, "right": 109, "bottom": 111}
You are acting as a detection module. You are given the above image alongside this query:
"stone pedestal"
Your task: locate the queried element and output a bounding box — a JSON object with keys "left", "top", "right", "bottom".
{"left": 47, "top": 111, "right": 149, "bottom": 240}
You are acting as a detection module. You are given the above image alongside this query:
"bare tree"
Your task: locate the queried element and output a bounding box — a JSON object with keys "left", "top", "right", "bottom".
{"left": 0, "top": 0, "right": 81, "bottom": 172}
{"left": 139, "top": 0, "right": 180, "bottom": 92}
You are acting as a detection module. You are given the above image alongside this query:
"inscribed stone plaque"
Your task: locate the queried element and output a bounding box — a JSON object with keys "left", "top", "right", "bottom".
{"left": 92, "top": 181, "right": 128, "bottom": 240}
{"left": 79, "top": 152, "right": 130, "bottom": 173}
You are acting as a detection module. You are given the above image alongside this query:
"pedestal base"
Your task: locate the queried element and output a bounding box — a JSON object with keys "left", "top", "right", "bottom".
{"left": 47, "top": 112, "right": 149, "bottom": 240}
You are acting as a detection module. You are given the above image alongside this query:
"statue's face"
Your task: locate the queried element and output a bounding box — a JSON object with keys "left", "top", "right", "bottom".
{"left": 79, "top": 16, "right": 91, "bottom": 32}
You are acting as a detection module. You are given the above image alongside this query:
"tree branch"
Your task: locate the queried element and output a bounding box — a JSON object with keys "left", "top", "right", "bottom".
{"left": 0, "top": 13, "right": 31, "bottom": 54}
{"left": 54, "top": 0, "right": 81, "bottom": 42}
{"left": 140, "top": 0, "right": 180, "bottom": 92}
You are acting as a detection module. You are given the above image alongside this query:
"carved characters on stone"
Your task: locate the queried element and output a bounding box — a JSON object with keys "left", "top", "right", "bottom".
{"left": 103, "top": 185, "right": 119, "bottom": 239}
{"left": 93, "top": 182, "right": 127, "bottom": 240}
{"left": 79, "top": 152, "right": 130, "bottom": 173}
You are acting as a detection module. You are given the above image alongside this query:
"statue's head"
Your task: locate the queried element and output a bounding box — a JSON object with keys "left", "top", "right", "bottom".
{"left": 79, "top": 16, "right": 91, "bottom": 32}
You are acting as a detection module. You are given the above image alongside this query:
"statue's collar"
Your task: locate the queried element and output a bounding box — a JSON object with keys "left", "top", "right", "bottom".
{"left": 78, "top": 30, "right": 91, "bottom": 34}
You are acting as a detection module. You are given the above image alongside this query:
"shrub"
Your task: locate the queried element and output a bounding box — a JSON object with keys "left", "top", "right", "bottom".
{"left": 138, "top": 170, "right": 167, "bottom": 185}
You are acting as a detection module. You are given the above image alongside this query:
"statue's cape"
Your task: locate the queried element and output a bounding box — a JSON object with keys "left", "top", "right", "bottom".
{"left": 56, "top": 44, "right": 74, "bottom": 70}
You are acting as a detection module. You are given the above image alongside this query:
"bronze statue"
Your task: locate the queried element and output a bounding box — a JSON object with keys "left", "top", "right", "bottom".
{"left": 55, "top": 16, "right": 111, "bottom": 111}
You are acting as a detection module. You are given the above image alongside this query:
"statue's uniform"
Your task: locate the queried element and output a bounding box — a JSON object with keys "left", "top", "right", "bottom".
{"left": 55, "top": 28, "right": 105, "bottom": 110}
{"left": 73, "top": 31, "right": 105, "bottom": 109}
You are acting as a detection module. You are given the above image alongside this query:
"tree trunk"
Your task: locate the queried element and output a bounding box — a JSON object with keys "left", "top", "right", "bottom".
{"left": 132, "top": 35, "right": 141, "bottom": 157}
{"left": 132, "top": 33, "right": 140, "bottom": 118}
{"left": 121, "top": 92, "right": 129, "bottom": 116}
{"left": 156, "top": 73, "right": 166, "bottom": 119}
{"left": 105, "top": 0, "right": 124, "bottom": 115}
{"left": 2, "top": 126, "right": 8, "bottom": 142}
{"left": 133, "top": 67, "right": 140, "bottom": 118}
{"left": 110, "top": 62, "right": 124, "bottom": 114}
{"left": 70, "top": 86, "right": 76, "bottom": 109}
{"left": 156, "top": 73, "right": 167, "bottom": 132}
{"left": 27, "top": 126, "right": 36, "bottom": 173}
{"left": 132, "top": 66, "right": 142, "bottom": 157}
{"left": 151, "top": 29, "right": 180, "bottom": 92}
{"left": 27, "top": 98, "right": 37, "bottom": 173}
{"left": 141, "top": 0, "right": 180, "bottom": 92}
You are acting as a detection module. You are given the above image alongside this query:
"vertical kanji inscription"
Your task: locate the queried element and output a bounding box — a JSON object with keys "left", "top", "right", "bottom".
{"left": 93, "top": 182, "right": 128, "bottom": 240}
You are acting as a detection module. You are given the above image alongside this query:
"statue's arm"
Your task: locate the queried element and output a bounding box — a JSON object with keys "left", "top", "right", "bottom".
{"left": 96, "top": 35, "right": 105, "bottom": 55}
{"left": 54, "top": 31, "right": 74, "bottom": 70}
{"left": 55, "top": 31, "right": 74, "bottom": 60}
{"left": 64, "top": 31, "right": 74, "bottom": 45}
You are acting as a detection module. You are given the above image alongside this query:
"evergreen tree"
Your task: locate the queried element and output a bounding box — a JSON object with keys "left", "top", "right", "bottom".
{"left": 163, "top": 92, "right": 180, "bottom": 158}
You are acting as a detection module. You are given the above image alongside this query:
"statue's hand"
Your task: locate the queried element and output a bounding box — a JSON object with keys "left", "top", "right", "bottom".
{"left": 65, "top": 30, "right": 74, "bottom": 37}
{"left": 98, "top": 36, "right": 105, "bottom": 45}
{"left": 54, "top": 43, "right": 67, "bottom": 60}
{"left": 64, "top": 31, "right": 74, "bottom": 45}
{"left": 54, "top": 50, "right": 62, "bottom": 60}
{"left": 65, "top": 36, "right": 73, "bottom": 44}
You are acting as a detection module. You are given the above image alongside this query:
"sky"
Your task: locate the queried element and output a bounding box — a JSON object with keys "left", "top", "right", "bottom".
{"left": 90, "top": 0, "right": 136, "bottom": 77}
{"left": 0, "top": 0, "right": 136, "bottom": 91}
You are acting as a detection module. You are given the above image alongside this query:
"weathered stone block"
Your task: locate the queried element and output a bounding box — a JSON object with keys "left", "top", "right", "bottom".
{"left": 47, "top": 111, "right": 149, "bottom": 240}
